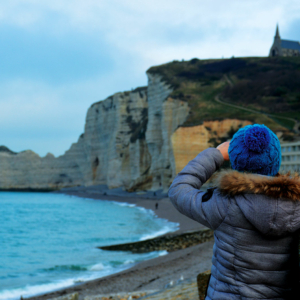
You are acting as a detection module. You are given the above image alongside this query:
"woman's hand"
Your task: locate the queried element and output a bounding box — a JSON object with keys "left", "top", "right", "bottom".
{"left": 217, "top": 141, "right": 230, "bottom": 161}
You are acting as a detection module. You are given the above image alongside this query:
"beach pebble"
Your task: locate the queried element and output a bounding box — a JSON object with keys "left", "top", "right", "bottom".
{"left": 50, "top": 292, "right": 79, "bottom": 300}
{"left": 84, "top": 292, "right": 152, "bottom": 300}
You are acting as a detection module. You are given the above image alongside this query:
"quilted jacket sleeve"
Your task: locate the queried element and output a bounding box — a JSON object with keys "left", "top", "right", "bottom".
{"left": 168, "top": 148, "right": 229, "bottom": 230}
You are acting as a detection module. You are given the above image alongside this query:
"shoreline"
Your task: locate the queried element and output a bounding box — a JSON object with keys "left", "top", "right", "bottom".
{"left": 24, "top": 187, "right": 211, "bottom": 300}
{"left": 59, "top": 187, "right": 204, "bottom": 235}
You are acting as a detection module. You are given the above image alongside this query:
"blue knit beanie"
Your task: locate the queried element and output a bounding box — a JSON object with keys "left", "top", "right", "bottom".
{"left": 228, "top": 124, "right": 281, "bottom": 176}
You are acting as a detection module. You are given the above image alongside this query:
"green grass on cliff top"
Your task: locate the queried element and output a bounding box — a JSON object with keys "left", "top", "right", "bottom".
{"left": 147, "top": 57, "right": 300, "bottom": 136}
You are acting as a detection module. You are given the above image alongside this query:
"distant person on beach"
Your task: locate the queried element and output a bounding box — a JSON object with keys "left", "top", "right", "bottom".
{"left": 169, "top": 124, "right": 300, "bottom": 299}
{"left": 155, "top": 202, "right": 158, "bottom": 210}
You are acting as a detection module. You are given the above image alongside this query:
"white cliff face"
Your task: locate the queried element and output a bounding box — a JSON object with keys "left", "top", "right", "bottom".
{"left": 81, "top": 87, "right": 150, "bottom": 189}
{"left": 0, "top": 148, "right": 85, "bottom": 190}
{"left": 145, "top": 73, "right": 189, "bottom": 190}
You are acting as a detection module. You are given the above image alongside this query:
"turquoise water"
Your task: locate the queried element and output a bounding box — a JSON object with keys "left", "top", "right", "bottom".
{"left": 0, "top": 192, "right": 178, "bottom": 300}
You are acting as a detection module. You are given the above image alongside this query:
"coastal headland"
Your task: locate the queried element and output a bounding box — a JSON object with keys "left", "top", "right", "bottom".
{"left": 1, "top": 57, "right": 299, "bottom": 193}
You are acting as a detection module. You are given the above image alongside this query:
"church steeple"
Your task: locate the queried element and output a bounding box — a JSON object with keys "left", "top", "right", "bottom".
{"left": 275, "top": 24, "right": 280, "bottom": 39}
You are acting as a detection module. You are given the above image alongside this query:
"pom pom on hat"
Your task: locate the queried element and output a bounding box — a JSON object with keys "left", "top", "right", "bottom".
{"left": 228, "top": 124, "right": 281, "bottom": 176}
{"left": 244, "top": 125, "right": 271, "bottom": 153}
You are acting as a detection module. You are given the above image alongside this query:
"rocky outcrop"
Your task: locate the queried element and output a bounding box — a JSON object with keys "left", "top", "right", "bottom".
{"left": 0, "top": 73, "right": 253, "bottom": 192}
{"left": 99, "top": 228, "right": 213, "bottom": 253}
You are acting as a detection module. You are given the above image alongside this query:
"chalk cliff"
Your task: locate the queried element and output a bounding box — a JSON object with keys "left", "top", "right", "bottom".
{"left": 0, "top": 73, "right": 253, "bottom": 191}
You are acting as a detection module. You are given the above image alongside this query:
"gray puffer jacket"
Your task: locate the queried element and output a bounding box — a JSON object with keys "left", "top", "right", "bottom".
{"left": 168, "top": 148, "right": 300, "bottom": 300}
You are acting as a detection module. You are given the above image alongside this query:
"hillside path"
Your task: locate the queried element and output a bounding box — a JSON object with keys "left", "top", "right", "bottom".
{"left": 215, "top": 75, "right": 300, "bottom": 133}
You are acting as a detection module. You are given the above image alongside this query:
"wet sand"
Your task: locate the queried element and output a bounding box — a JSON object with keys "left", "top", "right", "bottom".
{"left": 26, "top": 188, "right": 212, "bottom": 300}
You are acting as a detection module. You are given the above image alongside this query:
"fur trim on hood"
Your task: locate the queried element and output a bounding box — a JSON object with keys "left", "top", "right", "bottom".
{"left": 214, "top": 170, "right": 300, "bottom": 201}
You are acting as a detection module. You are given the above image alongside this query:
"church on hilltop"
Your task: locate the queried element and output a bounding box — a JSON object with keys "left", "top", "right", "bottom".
{"left": 269, "top": 25, "right": 300, "bottom": 57}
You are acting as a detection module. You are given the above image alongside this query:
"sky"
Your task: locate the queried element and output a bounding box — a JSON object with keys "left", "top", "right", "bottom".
{"left": 0, "top": 0, "right": 300, "bottom": 157}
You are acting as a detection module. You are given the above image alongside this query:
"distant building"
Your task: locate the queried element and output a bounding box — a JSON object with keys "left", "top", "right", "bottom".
{"left": 281, "top": 141, "right": 300, "bottom": 172}
{"left": 269, "top": 25, "right": 300, "bottom": 57}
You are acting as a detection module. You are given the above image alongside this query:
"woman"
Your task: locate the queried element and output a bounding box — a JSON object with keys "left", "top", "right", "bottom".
{"left": 168, "top": 124, "right": 300, "bottom": 299}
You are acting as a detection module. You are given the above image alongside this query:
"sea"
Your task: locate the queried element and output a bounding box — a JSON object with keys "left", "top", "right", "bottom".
{"left": 0, "top": 192, "right": 179, "bottom": 300}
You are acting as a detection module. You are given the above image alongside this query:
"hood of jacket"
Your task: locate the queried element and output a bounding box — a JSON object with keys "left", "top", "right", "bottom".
{"left": 213, "top": 170, "right": 300, "bottom": 236}
{"left": 214, "top": 170, "right": 300, "bottom": 201}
